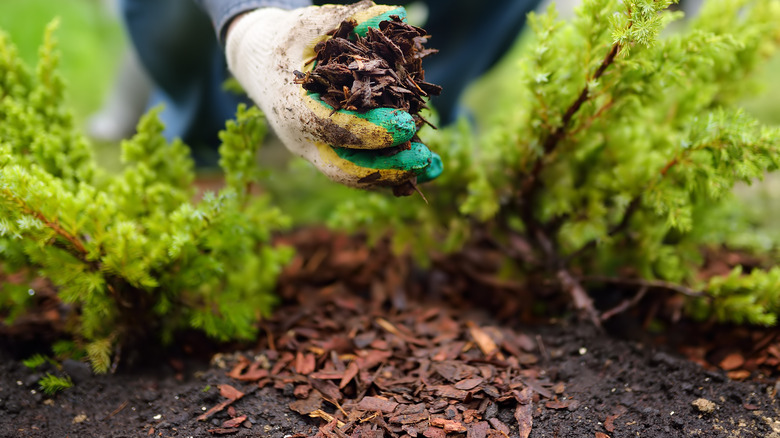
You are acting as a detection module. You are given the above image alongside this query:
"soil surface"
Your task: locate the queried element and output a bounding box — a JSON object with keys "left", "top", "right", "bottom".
{"left": 2, "top": 229, "right": 780, "bottom": 438}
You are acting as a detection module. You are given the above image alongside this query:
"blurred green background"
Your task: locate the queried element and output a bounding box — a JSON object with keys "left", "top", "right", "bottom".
{"left": 0, "top": 0, "right": 125, "bottom": 122}
{"left": 0, "top": 0, "right": 778, "bottom": 233}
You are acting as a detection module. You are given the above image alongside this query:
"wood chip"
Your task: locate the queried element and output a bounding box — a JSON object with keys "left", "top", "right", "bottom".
{"left": 219, "top": 384, "right": 244, "bottom": 401}
{"left": 430, "top": 417, "right": 467, "bottom": 433}
{"left": 339, "top": 361, "right": 360, "bottom": 389}
{"left": 467, "top": 421, "right": 490, "bottom": 438}
{"left": 488, "top": 418, "right": 510, "bottom": 435}
{"left": 309, "top": 409, "right": 345, "bottom": 427}
{"left": 423, "top": 426, "right": 447, "bottom": 438}
{"left": 197, "top": 385, "right": 246, "bottom": 422}
{"left": 389, "top": 412, "right": 429, "bottom": 424}
{"left": 289, "top": 391, "right": 323, "bottom": 415}
{"left": 515, "top": 403, "right": 533, "bottom": 438}
{"left": 309, "top": 376, "right": 342, "bottom": 401}
{"left": 603, "top": 405, "right": 627, "bottom": 433}
{"left": 357, "top": 396, "right": 399, "bottom": 413}
{"left": 545, "top": 399, "right": 580, "bottom": 411}
{"left": 719, "top": 352, "right": 745, "bottom": 371}
{"left": 727, "top": 369, "right": 751, "bottom": 380}
{"left": 221, "top": 415, "right": 247, "bottom": 428}
{"left": 430, "top": 385, "right": 469, "bottom": 400}
{"left": 468, "top": 323, "right": 499, "bottom": 357}
{"left": 295, "top": 352, "right": 316, "bottom": 375}
{"left": 455, "top": 378, "right": 484, "bottom": 390}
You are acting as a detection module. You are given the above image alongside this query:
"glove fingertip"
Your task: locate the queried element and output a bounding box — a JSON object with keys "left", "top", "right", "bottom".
{"left": 362, "top": 107, "right": 415, "bottom": 147}
{"left": 332, "top": 141, "right": 431, "bottom": 172}
{"left": 417, "top": 149, "right": 442, "bottom": 183}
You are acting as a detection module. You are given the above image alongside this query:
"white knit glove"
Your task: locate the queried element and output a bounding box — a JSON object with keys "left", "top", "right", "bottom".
{"left": 225, "top": 0, "right": 441, "bottom": 188}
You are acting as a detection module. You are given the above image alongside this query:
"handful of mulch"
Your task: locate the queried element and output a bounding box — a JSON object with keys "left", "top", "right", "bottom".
{"left": 294, "top": 15, "right": 442, "bottom": 129}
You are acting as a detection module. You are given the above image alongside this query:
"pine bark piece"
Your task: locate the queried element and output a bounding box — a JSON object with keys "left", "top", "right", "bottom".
{"left": 196, "top": 384, "right": 245, "bottom": 421}
{"left": 357, "top": 396, "right": 399, "bottom": 413}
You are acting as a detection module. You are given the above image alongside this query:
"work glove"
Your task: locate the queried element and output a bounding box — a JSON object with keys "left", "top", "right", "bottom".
{"left": 225, "top": 0, "right": 442, "bottom": 189}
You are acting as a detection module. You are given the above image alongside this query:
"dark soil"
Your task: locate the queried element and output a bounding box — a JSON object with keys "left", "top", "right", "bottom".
{"left": 2, "top": 319, "right": 778, "bottom": 437}
{"left": 2, "top": 229, "right": 780, "bottom": 437}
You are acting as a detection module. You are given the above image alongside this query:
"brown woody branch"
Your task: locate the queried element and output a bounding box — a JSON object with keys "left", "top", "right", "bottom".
{"left": 568, "top": 98, "right": 615, "bottom": 138}
{"left": 2, "top": 188, "right": 88, "bottom": 257}
{"left": 557, "top": 269, "right": 601, "bottom": 327}
{"left": 519, "top": 42, "right": 622, "bottom": 201}
{"left": 579, "top": 275, "right": 707, "bottom": 298}
{"left": 600, "top": 286, "right": 648, "bottom": 321}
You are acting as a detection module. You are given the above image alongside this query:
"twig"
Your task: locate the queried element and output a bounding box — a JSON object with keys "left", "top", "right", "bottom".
{"left": 104, "top": 400, "right": 129, "bottom": 419}
{"left": 600, "top": 286, "right": 648, "bottom": 321}
{"left": 579, "top": 275, "right": 707, "bottom": 297}
{"left": 551, "top": 42, "right": 620, "bottom": 154}
{"left": 515, "top": 42, "right": 625, "bottom": 274}
{"left": 516, "top": 207, "right": 602, "bottom": 326}
{"left": 2, "top": 188, "right": 88, "bottom": 256}
{"left": 535, "top": 334, "right": 549, "bottom": 363}
{"left": 557, "top": 269, "right": 602, "bottom": 328}
{"left": 111, "top": 343, "right": 121, "bottom": 374}
{"left": 410, "top": 180, "right": 428, "bottom": 204}
{"left": 568, "top": 98, "right": 615, "bottom": 138}
{"left": 659, "top": 157, "right": 679, "bottom": 176}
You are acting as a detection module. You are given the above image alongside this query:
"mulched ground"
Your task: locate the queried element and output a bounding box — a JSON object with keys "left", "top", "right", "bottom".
{"left": 2, "top": 228, "right": 780, "bottom": 437}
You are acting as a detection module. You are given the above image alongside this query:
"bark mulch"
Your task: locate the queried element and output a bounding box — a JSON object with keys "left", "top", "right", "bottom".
{"left": 2, "top": 228, "right": 780, "bottom": 437}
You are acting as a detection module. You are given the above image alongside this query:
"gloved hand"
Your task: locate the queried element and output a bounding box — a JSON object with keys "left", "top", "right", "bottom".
{"left": 225, "top": 0, "right": 442, "bottom": 189}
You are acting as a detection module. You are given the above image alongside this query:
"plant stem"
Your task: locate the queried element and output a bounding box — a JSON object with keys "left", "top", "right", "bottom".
{"left": 579, "top": 275, "right": 707, "bottom": 298}
{"left": 1, "top": 188, "right": 88, "bottom": 256}
{"left": 600, "top": 286, "right": 648, "bottom": 321}
{"left": 520, "top": 42, "right": 622, "bottom": 202}
{"left": 564, "top": 196, "right": 642, "bottom": 263}
{"left": 557, "top": 269, "right": 601, "bottom": 327}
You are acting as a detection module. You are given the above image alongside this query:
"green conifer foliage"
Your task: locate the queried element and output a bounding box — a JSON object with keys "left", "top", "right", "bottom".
{"left": 332, "top": 0, "right": 780, "bottom": 325}
{"left": 0, "top": 23, "right": 291, "bottom": 372}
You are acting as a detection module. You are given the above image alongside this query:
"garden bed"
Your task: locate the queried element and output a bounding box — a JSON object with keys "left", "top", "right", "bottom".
{"left": 2, "top": 228, "right": 779, "bottom": 437}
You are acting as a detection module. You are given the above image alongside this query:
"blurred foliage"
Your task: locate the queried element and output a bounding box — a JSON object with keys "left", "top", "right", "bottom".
{"left": 0, "top": 0, "right": 124, "bottom": 121}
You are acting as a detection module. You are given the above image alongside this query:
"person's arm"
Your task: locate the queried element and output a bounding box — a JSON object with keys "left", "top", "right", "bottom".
{"left": 193, "top": 0, "right": 312, "bottom": 45}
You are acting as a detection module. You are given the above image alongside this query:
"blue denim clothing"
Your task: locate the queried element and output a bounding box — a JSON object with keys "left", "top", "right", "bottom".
{"left": 195, "top": 0, "right": 310, "bottom": 43}
{"left": 120, "top": 0, "right": 253, "bottom": 165}
{"left": 121, "top": 0, "right": 541, "bottom": 160}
